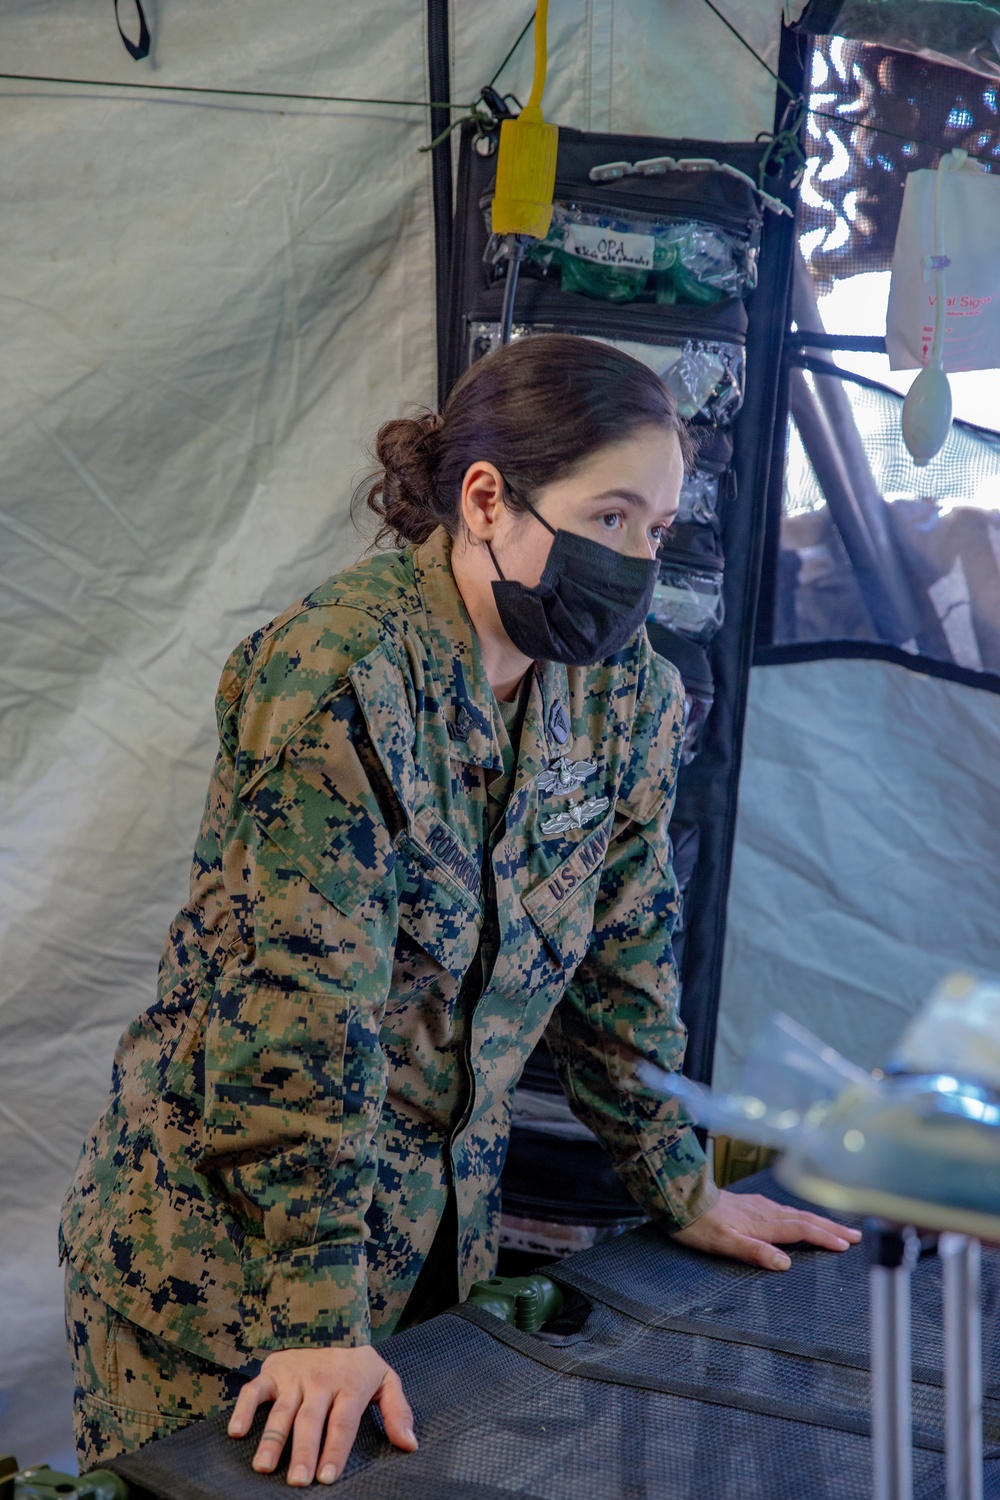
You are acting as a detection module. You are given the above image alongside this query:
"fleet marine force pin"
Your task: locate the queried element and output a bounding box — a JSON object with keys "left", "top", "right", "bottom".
{"left": 540, "top": 796, "right": 611, "bottom": 837}
{"left": 536, "top": 756, "right": 598, "bottom": 797}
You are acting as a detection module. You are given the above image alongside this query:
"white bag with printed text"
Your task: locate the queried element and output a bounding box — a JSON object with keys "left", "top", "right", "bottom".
{"left": 886, "top": 152, "right": 1000, "bottom": 373}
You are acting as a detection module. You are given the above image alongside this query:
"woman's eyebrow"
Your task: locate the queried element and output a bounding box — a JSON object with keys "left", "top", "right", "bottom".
{"left": 590, "top": 488, "right": 649, "bottom": 510}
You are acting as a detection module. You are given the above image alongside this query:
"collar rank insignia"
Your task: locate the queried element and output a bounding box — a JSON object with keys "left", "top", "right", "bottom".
{"left": 548, "top": 700, "right": 571, "bottom": 745}
{"left": 540, "top": 795, "right": 610, "bottom": 838}
{"left": 449, "top": 705, "right": 473, "bottom": 742}
{"left": 537, "top": 756, "right": 598, "bottom": 797}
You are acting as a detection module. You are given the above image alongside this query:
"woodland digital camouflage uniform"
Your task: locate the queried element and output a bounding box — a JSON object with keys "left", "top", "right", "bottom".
{"left": 65, "top": 1261, "right": 249, "bottom": 1463}
{"left": 62, "top": 524, "right": 717, "bottom": 1426}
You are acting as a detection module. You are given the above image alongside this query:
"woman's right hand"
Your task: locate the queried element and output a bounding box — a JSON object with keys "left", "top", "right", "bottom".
{"left": 227, "top": 1345, "right": 418, "bottom": 1486}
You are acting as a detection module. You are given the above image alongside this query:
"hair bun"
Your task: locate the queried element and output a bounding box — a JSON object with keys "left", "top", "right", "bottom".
{"left": 355, "top": 409, "right": 450, "bottom": 547}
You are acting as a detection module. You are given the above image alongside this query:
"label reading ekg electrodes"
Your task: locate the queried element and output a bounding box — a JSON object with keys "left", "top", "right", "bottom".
{"left": 564, "top": 223, "right": 655, "bottom": 271}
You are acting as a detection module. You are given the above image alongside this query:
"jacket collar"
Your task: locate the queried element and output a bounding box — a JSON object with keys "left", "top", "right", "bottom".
{"left": 412, "top": 527, "right": 573, "bottom": 775}
{"left": 412, "top": 527, "right": 501, "bottom": 769}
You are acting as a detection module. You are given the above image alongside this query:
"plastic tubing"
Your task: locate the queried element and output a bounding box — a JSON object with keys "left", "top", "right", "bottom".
{"left": 930, "top": 154, "right": 949, "bottom": 369}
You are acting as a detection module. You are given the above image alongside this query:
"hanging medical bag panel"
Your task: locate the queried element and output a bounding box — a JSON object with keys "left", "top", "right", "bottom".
{"left": 444, "top": 123, "right": 796, "bottom": 1256}
{"left": 445, "top": 127, "right": 767, "bottom": 389}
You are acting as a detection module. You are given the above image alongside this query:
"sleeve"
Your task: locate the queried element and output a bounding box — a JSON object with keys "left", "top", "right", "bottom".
{"left": 195, "top": 608, "right": 404, "bottom": 1352}
{"left": 545, "top": 645, "right": 719, "bottom": 1234}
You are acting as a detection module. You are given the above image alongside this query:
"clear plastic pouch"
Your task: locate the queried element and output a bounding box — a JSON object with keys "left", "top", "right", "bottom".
{"left": 467, "top": 323, "right": 745, "bottom": 425}
{"left": 659, "top": 341, "right": 743, "bottom": 422}
{"left": 650, "top": 564, "right": 724, "bottom": 644}
{"left": 484, "top": 200, "right": 757, "bottom": 307}
{"left": 676, "top": 467, "right": 722, "bottom": 526}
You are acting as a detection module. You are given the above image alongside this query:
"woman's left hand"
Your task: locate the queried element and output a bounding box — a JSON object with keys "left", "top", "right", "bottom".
{"left": 669, "top": 1190, "right": 862, "bottom": 1270}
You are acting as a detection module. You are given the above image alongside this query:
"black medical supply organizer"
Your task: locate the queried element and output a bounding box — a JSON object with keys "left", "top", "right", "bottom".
{"left": 442, "top": 123, "right": 797, "bottom": 1252}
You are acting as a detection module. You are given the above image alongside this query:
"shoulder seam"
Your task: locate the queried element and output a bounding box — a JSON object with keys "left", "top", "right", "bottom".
{"left": 244, "top": 597, "right": 409, "bottom": 694}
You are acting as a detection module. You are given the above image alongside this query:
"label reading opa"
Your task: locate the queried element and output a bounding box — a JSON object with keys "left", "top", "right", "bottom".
{"left": 564, "top": 223, "right": 655, "bottom": 270}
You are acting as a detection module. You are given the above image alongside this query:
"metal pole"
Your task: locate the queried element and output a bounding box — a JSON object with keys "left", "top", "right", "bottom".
{"left": 870, "top": 1222, "right": 919, "bottom": 1500}
{"left": 791, "top": 250, "right": 927, "bottom": 651}
{"left": 940, "top": 1233, "right": 983, "bottom": 1500}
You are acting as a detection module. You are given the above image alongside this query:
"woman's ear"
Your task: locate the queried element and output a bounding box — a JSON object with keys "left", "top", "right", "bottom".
{"left": 460, "top": 462, "right": 506, "bottom": 541}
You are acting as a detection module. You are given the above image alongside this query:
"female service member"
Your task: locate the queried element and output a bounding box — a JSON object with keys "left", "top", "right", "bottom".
{"left": 62, "top": 334, "right": 859, "bottom": 1484}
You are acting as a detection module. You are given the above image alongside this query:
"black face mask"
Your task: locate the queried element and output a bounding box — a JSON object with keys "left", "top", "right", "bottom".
{"left": 488, "top": 489, "right": 658, "bottom": 666}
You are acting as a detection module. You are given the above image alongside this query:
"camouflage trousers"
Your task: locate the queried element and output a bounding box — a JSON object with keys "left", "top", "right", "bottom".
{"left": 64, "top": 1261, "right": 252, "bottom": 1471}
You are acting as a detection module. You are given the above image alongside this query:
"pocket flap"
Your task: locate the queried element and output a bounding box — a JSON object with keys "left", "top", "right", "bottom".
{"left": 521, "top": 815, "right": 613, "bottom": 971}
{"left": 393, "top": 810, "right": 483, "bottom": 979}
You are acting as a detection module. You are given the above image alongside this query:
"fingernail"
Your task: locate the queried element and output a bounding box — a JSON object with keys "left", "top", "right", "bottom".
{"left": 291, "top": 1466, "right": 309, "bottom": 1486}
{"left": 404, "top": 1428, "right": 417, "bottom": 1446}
{"left": 228, "top": 1422, "right": 243, "bottom": 1437}
{"left": 773, "top": 1252, "right": 791, "bottom": 1270}
{"left": 836, "top": 1237, "right": 850, "bottom": 1249}
{"left": 253, "top": 1459, "right": 274, "bottom": 1473}
{"left": 318, "top": 1467, "right": 337, "bottom": 1485}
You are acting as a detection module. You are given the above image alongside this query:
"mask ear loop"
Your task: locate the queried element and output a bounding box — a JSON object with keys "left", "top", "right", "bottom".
{"left": 487, "top": 472, "right": 556, "bottom": 581}
{"left": 486, "top": 541, "right": 507, "bottom": 581}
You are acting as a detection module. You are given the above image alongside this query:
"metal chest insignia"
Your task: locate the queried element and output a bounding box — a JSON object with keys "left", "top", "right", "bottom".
{"left": 540, "top": 796, "right": 611, "bottom": 837}
{"left": 537, "top": 755, "right": 598, "bottom": 797}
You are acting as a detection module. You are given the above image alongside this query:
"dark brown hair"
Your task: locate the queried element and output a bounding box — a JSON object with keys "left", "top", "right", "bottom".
{"left": 353, "top": 332, "right": 695, "bottom": 548}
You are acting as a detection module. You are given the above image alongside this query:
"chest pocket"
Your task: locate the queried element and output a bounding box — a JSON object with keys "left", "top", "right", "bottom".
{"left": 520, "top": 813, "right": 613, "bottom": 974}
{"left": 239, "top": 687, "right": 395, "bottom": 917}
{"left": 393, "top": 810, "right": 484, "bottom": 981}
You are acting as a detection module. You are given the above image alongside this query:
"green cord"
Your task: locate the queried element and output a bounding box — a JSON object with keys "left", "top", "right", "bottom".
{"left": 0, "top": 70, "right": 458, "bottom": 109}
{"left": 489, "top": 11, "right": 536, "bottom": 89}
{"left": 0, "top": 15, "right": 539, "bottom": 156}
{"left": 698, "top": 0, "right": 997, "bottom": 182}
{"left": 421, "top": 10, "right": 537, "bottom": 153}
{"left": 2, "top": 8, "right": 993, "bottom": 176}
{"left": 811, "top": 102, "right": 995, "bottom": 167}
{"left": 699, "top": 0, "right": 797, "bottom": 100}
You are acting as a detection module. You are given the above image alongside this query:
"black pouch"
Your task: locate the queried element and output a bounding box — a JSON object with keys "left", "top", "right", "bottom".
{"left": 466, "top": 284, "right": 747, "bottom": 426}
{"left": 680, "top": 429, "right": 736, "bottom": 526}
{"left": 647, "top": 623, "right": 715, "bottom": 765}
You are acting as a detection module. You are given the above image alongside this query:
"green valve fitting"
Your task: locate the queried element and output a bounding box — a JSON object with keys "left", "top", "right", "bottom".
{"left": 465, "top": 1273, "right": 564, "bottom": 1332}
{"left": 0, "top": 1461, "right": 128, "bottom": 1500}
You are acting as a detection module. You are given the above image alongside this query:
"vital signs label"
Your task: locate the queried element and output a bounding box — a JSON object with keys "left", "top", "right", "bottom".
{"left": 564, "top": 223, "right": 655, "bottom": 271}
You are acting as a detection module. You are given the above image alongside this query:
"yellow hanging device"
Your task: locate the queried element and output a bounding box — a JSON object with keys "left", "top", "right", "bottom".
{"left": 491, "top": 1, "right": 558, "bottom": 240}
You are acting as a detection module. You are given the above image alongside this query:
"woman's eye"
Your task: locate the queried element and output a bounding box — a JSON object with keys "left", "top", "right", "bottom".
{"left": 599, "top": 512, "right": 623, "bottom": 530}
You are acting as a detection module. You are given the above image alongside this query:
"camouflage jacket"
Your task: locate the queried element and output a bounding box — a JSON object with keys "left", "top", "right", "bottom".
{"left": 61, "top": 527, "right": 717, "bottom": 1369}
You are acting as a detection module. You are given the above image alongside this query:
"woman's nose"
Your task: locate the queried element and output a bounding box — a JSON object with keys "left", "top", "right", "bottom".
{"left": 626, "top": 535, "right": 657, "bottom": 561}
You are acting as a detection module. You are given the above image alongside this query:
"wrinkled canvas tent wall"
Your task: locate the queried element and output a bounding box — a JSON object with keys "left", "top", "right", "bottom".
{"left": 0, "top": 0, "right": 784, "bottom": 1468}
{"left": 0, "top": 0, "right": 435, "bottom": 1468}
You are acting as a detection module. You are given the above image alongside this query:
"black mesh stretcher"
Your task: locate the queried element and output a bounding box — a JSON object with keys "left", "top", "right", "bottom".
{"left": 102, "top": 1173, "right": 1000, "bottom": 1500}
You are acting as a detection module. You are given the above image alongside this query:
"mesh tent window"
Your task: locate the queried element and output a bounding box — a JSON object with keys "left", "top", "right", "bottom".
{"left": 756, "top": 33, "right": 1000, "bottom": 694}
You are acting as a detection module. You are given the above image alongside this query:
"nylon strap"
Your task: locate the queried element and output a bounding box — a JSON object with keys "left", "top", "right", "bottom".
{"left": 114, "top": 0, "right": 151, "bottom": 60}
